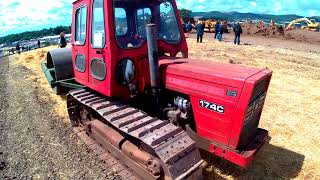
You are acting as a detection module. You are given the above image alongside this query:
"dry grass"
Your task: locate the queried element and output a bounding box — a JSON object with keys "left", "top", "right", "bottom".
{"left": 12, "top": 46, "right": 69, "bottom": 123}
{"left": 14, "top": 37, "right": 320, "bottom": 179}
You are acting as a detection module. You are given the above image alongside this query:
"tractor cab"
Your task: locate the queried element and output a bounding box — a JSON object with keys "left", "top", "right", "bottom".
{"left": 72, "top": 0, "right": 187, "bottom": 98}
{"left": 114, "top": 0, "right": 182, "bottom": 49}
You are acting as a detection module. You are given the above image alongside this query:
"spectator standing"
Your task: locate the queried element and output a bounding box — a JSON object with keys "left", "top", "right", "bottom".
{"left": 16, "top": 43, "right": 20, "bottom": 54}
{"left": 233, "top": 22, "right": 243, "bottom": 45}
{"left": 186, "top": 21, "right": 193, "bottom": 38}
{"left": 37, "top": 40, "right": 41, "bottom": 48}
{"left": 59, "top": 32, "right": 67, "bottom": 48}
{"left": 214, "top": 21, "right": 220, "bottom": 39}
{"left": 196, "top": 21, "right": 205, "bottom": 43}
{"left": 217, "top": 23, "right": 224, "bottom": 41}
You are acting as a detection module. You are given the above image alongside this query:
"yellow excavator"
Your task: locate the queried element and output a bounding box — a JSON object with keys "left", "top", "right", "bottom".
{"left": 286, "top": 18, "right": 320, "bottom": 31}
{"left": 204, "top": 19, "right": 217, "bottom": 32}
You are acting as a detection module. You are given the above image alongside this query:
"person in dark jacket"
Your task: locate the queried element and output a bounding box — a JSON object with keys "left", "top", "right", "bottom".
{"left": 37, "top": 40, "right": 41, "bottom": 49}
{"left": 217, "top": 23, "right": 224, "bottom": 41}
{"left": 186, "top": 21, "right": 193, "bottom": 38}
{"left": 233, "top": 22, "right": 243, "bottom": 45}
{"left": 16, "top": 43, "right": 20, "bottom": 54}
{"left": 196, "top": 21, "right": 205, "bottom": 43}
{"left": 214, "top": 21, "right": 220, "bottom": 39}
{"left": 59, "top": 32, "right": 67, "bottom": 48}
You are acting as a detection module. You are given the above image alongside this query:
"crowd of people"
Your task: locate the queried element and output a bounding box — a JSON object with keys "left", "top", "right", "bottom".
{"left": 185, "top": 21, "right": 243, "bottom": 45}
{"left": 14, "top": 31, "right": 68, "bottom": 55}
{"left": 14, "top": 40, "right": 41, "bottom": 54}
{"left": 13, "top": 22, "right": 245, "bottom": 56}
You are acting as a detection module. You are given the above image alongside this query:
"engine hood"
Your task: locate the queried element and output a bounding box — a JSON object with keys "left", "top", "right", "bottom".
{"left": 159, "top": 58, "right": 265, "bottom": 89}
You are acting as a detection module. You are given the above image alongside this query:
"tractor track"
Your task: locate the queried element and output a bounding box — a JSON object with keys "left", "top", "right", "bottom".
{"left": 0, "top": 56, "right": 121, "bottom": 179}
{"left": 71, "top": 126, "right": 138, "bottom": 179}
{"left": 67, "top": 89, "right": 203, "bottom": 179}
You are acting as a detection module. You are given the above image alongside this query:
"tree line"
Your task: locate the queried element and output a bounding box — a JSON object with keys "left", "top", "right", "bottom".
{"left": 0, "top": 25, "right": 71, "bottom": 44}
{"left": 179, "top": 9, "right": 192, "bottom": 23}
{"left": 0, "top": 10, "right": 190, "bottom": 45}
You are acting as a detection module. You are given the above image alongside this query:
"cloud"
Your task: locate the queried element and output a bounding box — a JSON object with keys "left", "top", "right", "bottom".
{"left": 176, "top": 0, "right": 320, "bottom": 17}
{"left": 176, "top": 1, "right": 183, "bottom": 7}
{"left": 197, "top": 5, "right": 206, "bottom": 10}
{"left": 309, "top": 10, "right": 317, "bottom": 17}
{"left": 250, "top": 1, "right": 257, "bottom": 7}
{"left": 274, "top": 2, "right": 283, "bottom": 12}
{"left": 1, "top": 0, "right": 320, "bottom": 37}
{"left": 0, "top": 0, "right": 73, "bottom": 37}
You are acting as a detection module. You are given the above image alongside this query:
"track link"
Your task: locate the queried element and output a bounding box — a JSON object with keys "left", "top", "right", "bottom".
{"left": 67, "top": 89, "right": 203, "bottom": 180}
{"left": 72, "top": 127, "right": 138, "bottom": 179}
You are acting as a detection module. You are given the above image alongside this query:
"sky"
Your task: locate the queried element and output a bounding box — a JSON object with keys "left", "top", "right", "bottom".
{"left": 0, "top": 0, "right": 320, "bottom": 37}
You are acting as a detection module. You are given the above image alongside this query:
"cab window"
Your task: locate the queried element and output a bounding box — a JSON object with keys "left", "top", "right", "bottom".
{"left": 159, "top": 1, "right": 181, "bottom": 43}
{"left": 75, "top": 6, "right": 87, "bottom": 45}
{"left": 91, "top": 0, "right": 106, "bottom": 48}
{"left": 115, "top": 8, "right": 128, "bottom": 36}
{"left": 113, "top": 0, "right": 181, "bottom": 49}
{"left": 137, "top": 8, "right": 152, "bottom": 38}
{"left": 115, "top": 7, "right": 145, "bottom": 48}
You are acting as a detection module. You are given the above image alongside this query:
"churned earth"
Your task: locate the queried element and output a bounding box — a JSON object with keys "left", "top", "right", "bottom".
{"left": 0, "top": 56, "right": 119, "bottom": 179}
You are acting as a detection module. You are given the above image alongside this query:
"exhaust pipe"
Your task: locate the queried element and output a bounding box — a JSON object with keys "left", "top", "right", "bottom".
{"left": 146, "top": 24, "right": 160, "bottom": 91}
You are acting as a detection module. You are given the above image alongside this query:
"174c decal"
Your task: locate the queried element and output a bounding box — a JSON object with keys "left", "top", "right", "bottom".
{"left": 199, "top": 100, "right": 225, "bottom": 114}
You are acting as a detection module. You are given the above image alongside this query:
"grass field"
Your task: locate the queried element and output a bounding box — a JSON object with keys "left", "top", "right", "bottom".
{"left": 16, "top": 35, "right": 320, "bottom": 179}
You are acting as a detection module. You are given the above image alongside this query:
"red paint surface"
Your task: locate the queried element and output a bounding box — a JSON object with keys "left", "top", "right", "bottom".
{"left": 71, "top": 0, "right": 272, "bottom": 168}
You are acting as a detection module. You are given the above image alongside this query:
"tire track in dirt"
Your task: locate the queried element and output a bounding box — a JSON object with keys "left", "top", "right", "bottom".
{"left": 0, "top": 56, "right": 119, "bottom": 179}
{"left": 0, "top": 57, "right": 9, "bottom": 176}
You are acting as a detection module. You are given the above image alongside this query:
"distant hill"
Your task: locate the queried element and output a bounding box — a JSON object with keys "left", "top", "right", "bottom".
{"left": 0, "top": 26, "right": 71, "bottom": 45}
{"left": 192, "top": 11, "right": 320, "bottom": 23}
{"left": 311, "top": 16, "right": 320, "bottom": 22}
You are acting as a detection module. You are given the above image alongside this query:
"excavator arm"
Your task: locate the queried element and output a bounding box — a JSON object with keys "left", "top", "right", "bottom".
{"left": 286, "top": 18, "right": 318, "bottom": 31}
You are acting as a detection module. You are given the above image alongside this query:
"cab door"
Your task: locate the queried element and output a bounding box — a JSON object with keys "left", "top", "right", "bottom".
{"left": 88, "top": 0, "right": 110, "bottom": 95}
{"left": 72, "top": 2, "right": 89, "bottom": 85}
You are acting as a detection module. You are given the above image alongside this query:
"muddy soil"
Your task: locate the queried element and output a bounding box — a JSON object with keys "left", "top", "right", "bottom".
{"left": 0, "top": 56, "right": 118, "bottom": 179}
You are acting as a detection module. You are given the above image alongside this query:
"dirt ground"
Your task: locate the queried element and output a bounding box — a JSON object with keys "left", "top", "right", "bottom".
{"left": 194, "top": 32, "right": 320, "bottom": 53}
{"left": 0, "top": 56, "right": 119, "bottom": 179}
{"left": 1, "top": 32, "right": 319, "bottom": 179}
{"left": 240, "top": 22, "right": 320, "bottom": 44}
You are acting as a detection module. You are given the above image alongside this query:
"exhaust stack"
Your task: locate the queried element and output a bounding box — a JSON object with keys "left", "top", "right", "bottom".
{"left": 146, "top": 24, "right": 160, "bottom": 91}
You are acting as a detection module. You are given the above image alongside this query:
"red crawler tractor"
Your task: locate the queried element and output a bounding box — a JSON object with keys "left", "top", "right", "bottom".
{"left": 42, "top": 0, "right": 272, "bottom": 179}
